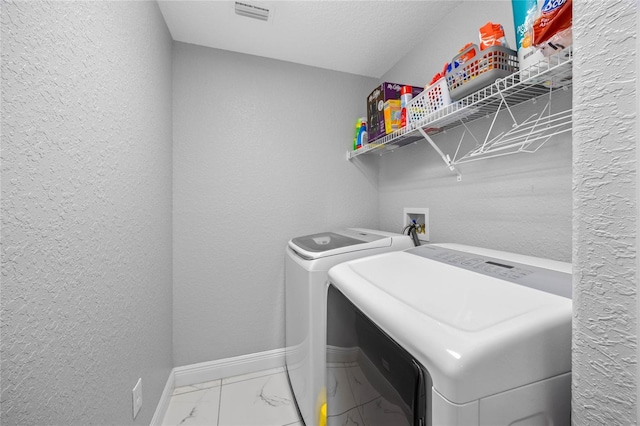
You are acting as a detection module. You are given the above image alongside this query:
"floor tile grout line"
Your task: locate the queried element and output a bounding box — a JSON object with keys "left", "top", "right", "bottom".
{"left": 220, "top": 369, "right": 285, "bottom": 387}
{"left": 216, "top": 381, "right": 223, "bottom": 426}
{"left": 164, "top": 368, "right": 300, "bottom": 426}
{"left": 173, "top": 369, "right": 284, "bottom": 398}
{"left": 173, "top": 385, "right": 222, "bottom": 397}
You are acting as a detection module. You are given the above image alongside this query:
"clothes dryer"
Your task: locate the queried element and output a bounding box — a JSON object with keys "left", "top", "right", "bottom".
{"left": 325, "top": 243, "right": 572, "bottom": 426}
{"left": 285, "top": 228, "right": 413, "bottom": 426}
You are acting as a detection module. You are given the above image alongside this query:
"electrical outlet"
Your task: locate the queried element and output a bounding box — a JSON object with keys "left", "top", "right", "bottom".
{"left": 132, "top": 378, "right": 142, "bottom": 419}
{"left": 403, "top": 208, "right": 430, "bottom": 242}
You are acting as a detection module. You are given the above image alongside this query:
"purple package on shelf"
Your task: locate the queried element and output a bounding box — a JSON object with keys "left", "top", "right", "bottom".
{"left": 367, "top": 82, "right": 423, "bottom": 142}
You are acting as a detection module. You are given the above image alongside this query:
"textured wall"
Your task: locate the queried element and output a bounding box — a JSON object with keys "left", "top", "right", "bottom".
{"left": 376, "top": 1, "right": 572, "bottom": 261}
{"left": 572, "top": 0, "right": 638, "bottom": 424}
{"left": 1, "top": 2, "right": 173, "bottom": 425}
{"left": 172, "top": 43, "right": 379, "bottom": 366}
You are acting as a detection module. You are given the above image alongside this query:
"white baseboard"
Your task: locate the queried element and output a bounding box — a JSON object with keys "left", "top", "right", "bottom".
{"left": 151, "top": 348, "right": 286, "bottom": 425}
{"left": 174, "top": 347, "right": 286, "bottom": 387}
{"left": 326, "top": 345, "right": 360, "bottom": 364}
{"left": 150, "top": 368, "right": 175, "bottom": 426}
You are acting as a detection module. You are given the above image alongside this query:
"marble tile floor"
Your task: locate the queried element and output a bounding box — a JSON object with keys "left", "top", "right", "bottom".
{"left": 326, "top": 362, "right": 410, "bottom": 426}
{"left": 162, "top": 367, "right": 303, "bottom": 426}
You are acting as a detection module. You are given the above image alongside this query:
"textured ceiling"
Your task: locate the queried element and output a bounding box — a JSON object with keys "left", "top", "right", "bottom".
{"left": 157, "top": 1, "right": 463, "bottom": 78}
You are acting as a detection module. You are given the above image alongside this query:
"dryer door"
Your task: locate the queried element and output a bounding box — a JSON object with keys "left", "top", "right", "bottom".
{"left": 326, "top": 284, "right": 431, "bottom": 426}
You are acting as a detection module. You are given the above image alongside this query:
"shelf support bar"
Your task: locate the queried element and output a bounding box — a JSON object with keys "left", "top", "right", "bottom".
{"left": 497, "top": 83, "right": 518, "bottom": 125}
{"left": 418, "top": 127, "right": 462, "bottom": 181}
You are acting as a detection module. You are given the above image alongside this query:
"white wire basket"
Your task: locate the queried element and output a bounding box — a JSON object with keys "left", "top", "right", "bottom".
{"left": 406, "top": 77, "right": 452, "bottom": 127}
{"left": 445, "top": 44, "right": 519, "bottom": 101}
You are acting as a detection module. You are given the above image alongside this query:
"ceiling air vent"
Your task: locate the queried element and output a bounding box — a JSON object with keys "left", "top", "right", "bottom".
{"left": 235, "top": 2, "right": 270, "bottom": 21}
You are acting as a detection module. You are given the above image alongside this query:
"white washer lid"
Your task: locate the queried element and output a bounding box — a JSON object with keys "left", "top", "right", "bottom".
{"left": 327, "top": 245, "right": 572, "bottom": 404}
{"left": 288, "top": 228, "right": 396, "bottom": 260}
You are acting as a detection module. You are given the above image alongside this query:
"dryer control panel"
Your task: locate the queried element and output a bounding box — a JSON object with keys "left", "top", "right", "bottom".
{"left": 408, "top": 245, "right": 572, "bottom": 298}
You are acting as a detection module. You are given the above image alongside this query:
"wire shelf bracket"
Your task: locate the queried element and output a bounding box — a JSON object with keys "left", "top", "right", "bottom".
{"left": 450, "top": 86, "right": 572, "bottom": 166}
{"left": 418, "top": 127, "right": 462, "bottom": 181}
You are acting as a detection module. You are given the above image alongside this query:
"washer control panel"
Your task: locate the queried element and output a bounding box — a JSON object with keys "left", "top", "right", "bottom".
{"left": 434, "top": 251, "right": 534, "bottom": 281}
{"left": 408, "top": 245, "right": 571, "bottom": 299}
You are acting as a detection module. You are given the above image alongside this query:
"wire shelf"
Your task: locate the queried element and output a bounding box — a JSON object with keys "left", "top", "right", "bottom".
{"left": 348, "top": 48, "right": 573, "bottom": 164}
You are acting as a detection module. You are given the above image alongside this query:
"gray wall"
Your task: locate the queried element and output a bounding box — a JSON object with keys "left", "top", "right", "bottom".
{"left": 1, "top": 2, "right": 173, "bottom": 425}
{"left": 172, "top": 43, "right": 378, "bottom": 366}
{"left": 375, "top": 1, "right": 572, "bottom": 261}
{"left": 572, "top": 0, "right": 638, "bottom": 423}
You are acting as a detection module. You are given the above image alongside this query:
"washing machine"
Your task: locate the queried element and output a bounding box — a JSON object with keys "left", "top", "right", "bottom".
{"left": 285, "top": 228, "right": 414, "bottom": 426}
{"left": 325, "top": 243, "right": 572, "bottom": 426}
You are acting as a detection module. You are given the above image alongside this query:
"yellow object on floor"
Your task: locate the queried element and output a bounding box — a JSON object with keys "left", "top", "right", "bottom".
{"left": 319, "top": 402, "right": 326, "bottom": 426}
